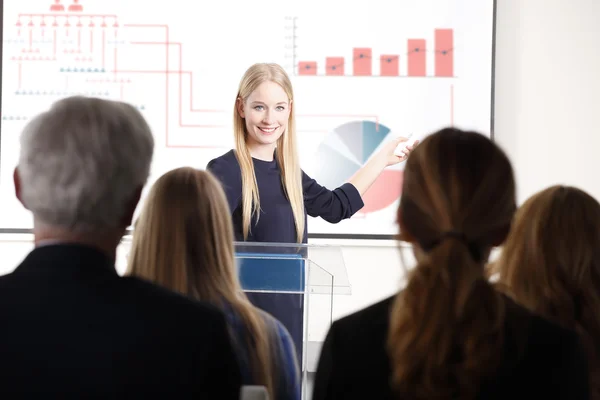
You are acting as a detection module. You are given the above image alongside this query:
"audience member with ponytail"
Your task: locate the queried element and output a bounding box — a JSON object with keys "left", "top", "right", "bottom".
{"left": 312, "top": 128, "right": 590, "bottom": 400}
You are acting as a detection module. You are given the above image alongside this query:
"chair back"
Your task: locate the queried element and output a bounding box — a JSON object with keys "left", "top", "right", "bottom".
{"left": 240, "top": 385, "right": 269, "bottom": 400}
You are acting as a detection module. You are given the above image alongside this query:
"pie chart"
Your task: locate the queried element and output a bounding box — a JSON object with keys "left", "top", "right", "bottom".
{"left": 312, "top": 120, "right": 403, "bottom": 214}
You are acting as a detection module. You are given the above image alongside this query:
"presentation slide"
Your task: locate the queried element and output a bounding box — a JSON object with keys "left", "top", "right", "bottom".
{"left": 0, "top": 0, "right": 495, "bottom": 237}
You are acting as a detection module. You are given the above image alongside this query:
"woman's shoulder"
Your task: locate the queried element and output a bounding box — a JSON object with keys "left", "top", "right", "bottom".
{"left": 259, "top": 311, "right": 299, "bottom": 354}
{"left": 502, "top": 295, "right": 587, "bottom": 365}
{"left": 503, "top": 294, "right": 571, "bottom": 339}
{"left": 326, "top": 295, "right": 396, "bottom": 342}
{"left": 496, "top": 295, "right": 590, "bottom": 398}
{"left": 206, "top": 149, "right": 238, "bottom": 170}
{"left": 206, "top": 150, "right": 242, "bottom": 186}
{"left": 258, "top": 309, "right": 293, "bottom": 339}
{"left": 257, "top": 311, "right": 302, "bottom": 399}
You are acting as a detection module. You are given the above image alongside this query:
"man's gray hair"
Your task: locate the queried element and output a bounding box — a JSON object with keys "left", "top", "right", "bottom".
{"left": 18, "top": 96, "right": 154, "bottom": 232}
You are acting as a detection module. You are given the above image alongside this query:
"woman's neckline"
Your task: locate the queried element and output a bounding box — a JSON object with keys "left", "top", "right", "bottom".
{"left": 250, "top": 148, "right": 277, "bottom": 166}
{"left": 251, "top": 155, "right": 275, "bottom": 162}
{"left": 251, "top": 156, "right": 277, "bottom": 169}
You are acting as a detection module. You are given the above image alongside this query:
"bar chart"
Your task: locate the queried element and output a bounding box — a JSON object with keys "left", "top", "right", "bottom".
{"left": 287, "top": 16, "right": 455, "bottom": 78}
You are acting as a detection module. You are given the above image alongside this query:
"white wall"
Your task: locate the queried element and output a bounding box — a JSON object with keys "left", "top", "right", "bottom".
{"left": 0, "top": 0, "right": 599, "bottom": 357}
{"left": 494, "top": 0, "right": 600, "bottom": 203}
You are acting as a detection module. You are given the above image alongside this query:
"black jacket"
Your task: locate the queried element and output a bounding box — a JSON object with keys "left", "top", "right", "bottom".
{"left": 0, "top": 244, "right": 242, "bottom": 399}
{"left": 313, "top": 294, "right": 590, "bottom": 400}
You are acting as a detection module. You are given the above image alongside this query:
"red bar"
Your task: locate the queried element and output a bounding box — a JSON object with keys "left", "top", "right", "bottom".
{"left": 298, "top": 61, "right": 317, "bottom": 76}
{"left": 380, "top": 55, "right": 399, "bottom": 76}
{"left": 435, "top": 29, "right": 453, "bottom": 77}
{"left": 353, "top": 48, "right": 371, "bottom": 76}
{"left": 326, "top": 57, "right": 344, "bottom": 75}
{"left": 407, "top": 39, "right": 426, "bottom": 76}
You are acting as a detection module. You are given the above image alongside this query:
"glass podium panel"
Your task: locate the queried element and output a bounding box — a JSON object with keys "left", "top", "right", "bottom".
{"left": 234, "top": 241, "right": 347, "bottom": 399}
{"left": 234, "top": 242, "right": 350, "bottom": 294}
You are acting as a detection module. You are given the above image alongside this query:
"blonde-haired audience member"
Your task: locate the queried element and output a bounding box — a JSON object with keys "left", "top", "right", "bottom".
{"left": 126, "top": 167, "right": 300, "bottom": 400}
{"left": 492, "top": 185, "right": 600, "bottom": 400}
{"left": 313, "top": 128, "right": 590, "bottom": 400}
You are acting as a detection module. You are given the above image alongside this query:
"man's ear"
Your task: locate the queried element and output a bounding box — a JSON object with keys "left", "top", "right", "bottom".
{"left": 13, "top": 167, "right": 28, "bottom": 210}
{"left": 237, "top": 97, "right": 245, "bottom": 118}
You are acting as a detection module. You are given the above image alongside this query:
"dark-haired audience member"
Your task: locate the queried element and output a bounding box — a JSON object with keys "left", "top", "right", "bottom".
{"left": 313, "top": 128, "right": 590, "bottom": 400}
{"left": 492, "top": 185, "right": 600, "bottom": 400}
{"left": 127, "top": 167, "right": 300, "bottom": 400}
{"left": 0, "top": 96, "right": 241, "bottom": 399}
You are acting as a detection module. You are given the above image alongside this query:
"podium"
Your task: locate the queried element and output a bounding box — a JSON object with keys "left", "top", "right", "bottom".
{"left": 234, "top": 242, "right": 350, "bottom": 397}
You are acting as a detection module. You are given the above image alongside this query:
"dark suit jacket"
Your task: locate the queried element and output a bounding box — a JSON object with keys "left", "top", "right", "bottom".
{"left": 313, "top": 294, "right": 590, "bottom": 400}
{"left": 0, "top": 244, "right": 242, "bottom": 399}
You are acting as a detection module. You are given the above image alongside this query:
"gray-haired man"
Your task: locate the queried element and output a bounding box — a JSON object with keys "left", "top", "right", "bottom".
{"left": 0, "top": 96, "right": 242, "bottom": 399}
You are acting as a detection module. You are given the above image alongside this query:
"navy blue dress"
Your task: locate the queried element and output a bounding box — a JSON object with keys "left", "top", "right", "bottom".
{"left": 207, "top": 149, "right": 364, "bottom": 368}
{"left": 206, "top": 149, "right": 364, "bottom": 244}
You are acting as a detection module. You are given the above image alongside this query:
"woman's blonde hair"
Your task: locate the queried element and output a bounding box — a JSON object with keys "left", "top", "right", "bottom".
{"left": 233, "top": 63, "right": 304, "bottom": 242}
{"left": 126, "top": 167, "right": 277, "bottom": 398}
{"left": 491, "top": 185, "right": 600, "bottom": 400}
{"left": 389, "top": 128, "right": 516, "bottom": 399}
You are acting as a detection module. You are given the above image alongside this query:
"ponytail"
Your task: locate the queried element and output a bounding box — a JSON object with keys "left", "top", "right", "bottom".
{"left": 387, "top": 234, "right": 505, "bottom": 400}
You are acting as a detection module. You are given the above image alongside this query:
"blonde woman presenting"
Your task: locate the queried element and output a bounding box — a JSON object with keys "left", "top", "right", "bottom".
{"left": 207, "top": 63, "right": 416, "bottom": 244}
